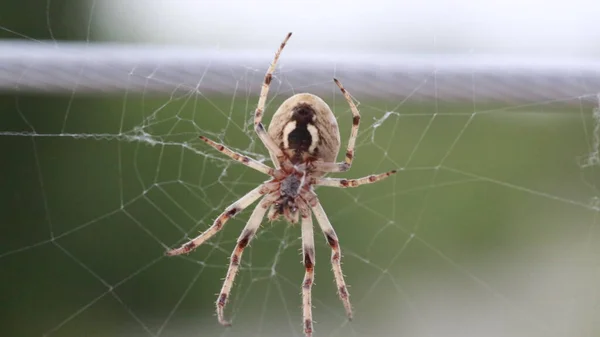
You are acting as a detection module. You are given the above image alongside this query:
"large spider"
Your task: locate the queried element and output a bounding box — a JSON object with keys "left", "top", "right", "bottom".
{"left": 166, "top": 32, "right": 396, "bottom": 337}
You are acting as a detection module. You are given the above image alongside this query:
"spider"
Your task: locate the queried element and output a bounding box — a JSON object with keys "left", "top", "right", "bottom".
{"left": 166, "top": 32, "right": 396, "bottom": 337}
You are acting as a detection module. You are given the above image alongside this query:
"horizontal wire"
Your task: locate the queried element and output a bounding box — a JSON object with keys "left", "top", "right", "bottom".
{"left": 1, "top": 40, "right": 600, "bottom": 104}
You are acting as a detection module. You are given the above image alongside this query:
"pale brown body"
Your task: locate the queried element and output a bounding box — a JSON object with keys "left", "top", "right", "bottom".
{"left": 267, "top": 93, "right": 341, "bottom": 171}
{"left": 166, "top": 33, "right": 397, "bottom": 337}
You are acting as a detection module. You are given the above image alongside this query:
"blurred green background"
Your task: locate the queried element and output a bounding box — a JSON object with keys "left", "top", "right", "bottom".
{"left": 2, "top": 1, "right": 600, "bottom": 337}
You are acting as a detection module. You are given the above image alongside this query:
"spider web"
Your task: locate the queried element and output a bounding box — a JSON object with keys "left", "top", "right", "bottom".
{"left": 2, "top": 2, "right": 600, "bottom": 337}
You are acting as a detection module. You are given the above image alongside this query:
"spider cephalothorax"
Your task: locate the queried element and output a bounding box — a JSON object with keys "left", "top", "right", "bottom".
{"left": 269, "top": 93, "right": 340, "bottom": 170}
{"left": 269, "top": 168, "right": 305, "bottom": 223}
{"left": 166, "top": 32, "right": 396, "bottom": 337}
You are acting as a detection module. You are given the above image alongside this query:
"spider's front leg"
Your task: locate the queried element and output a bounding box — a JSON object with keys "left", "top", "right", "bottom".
{"left": 305, "top": 192, "right": 353, "bottom": 320}
{"left": 299, "top": 200, "right": 316, "bottom": 337}
{"left": 165, "top": 183, "right": 277, "bottom": 256}
{"left": 216, "top": 193, "right": 277, "bottom": 326}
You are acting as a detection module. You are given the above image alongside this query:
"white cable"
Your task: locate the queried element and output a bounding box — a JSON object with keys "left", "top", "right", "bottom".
{"left": 1, "top": 41, "right": 600, "bottom": 103}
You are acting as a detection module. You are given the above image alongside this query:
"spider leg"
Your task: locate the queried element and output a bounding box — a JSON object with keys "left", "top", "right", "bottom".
{"left": 166, "top": 183, "right": 277, "bottom": 256}
{"left": 253, "top": 32, "right": 293, "bottom": 168}
{"left": 313, "top": 170, "right": 397, "bottom": 188}
{"left": 305, "top": 193, "right": 353, "bottom": 320}
{"left": 299, "top": 199, "right": 315, "bottom": 337}
{"left": 199, "top": 136, "right": 276, "bottom": 176}
{"left": 216, "top": 193, "right": 276, "bottom": 326}
{"left": 313, "top": 78, "right": 361, "bottom": 173}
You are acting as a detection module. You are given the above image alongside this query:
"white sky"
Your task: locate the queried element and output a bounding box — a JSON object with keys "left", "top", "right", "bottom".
{"left": 96, "top": 0, "right": 600, "bottom": 56}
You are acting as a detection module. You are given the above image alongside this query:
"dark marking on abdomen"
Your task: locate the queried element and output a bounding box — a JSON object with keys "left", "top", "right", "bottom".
{"left": 287, "top": 103, "right": 318, "bottom": 163}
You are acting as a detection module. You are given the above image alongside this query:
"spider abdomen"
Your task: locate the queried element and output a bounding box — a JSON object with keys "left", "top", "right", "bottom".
{"left": 268, "top": 93, "right": 341, "bottom": 168}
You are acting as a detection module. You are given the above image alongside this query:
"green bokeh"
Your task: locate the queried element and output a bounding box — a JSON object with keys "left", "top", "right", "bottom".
{"left": 2, "top": 91, "right": 599, "bottom": 337}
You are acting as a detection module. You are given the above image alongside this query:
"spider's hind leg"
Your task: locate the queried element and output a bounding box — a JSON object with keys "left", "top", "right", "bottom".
{"left": 313, "top": 78, "right": 361, "bottom": 173}
{"left": 253, "top": 32, "right": 293, "bottom": 167}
